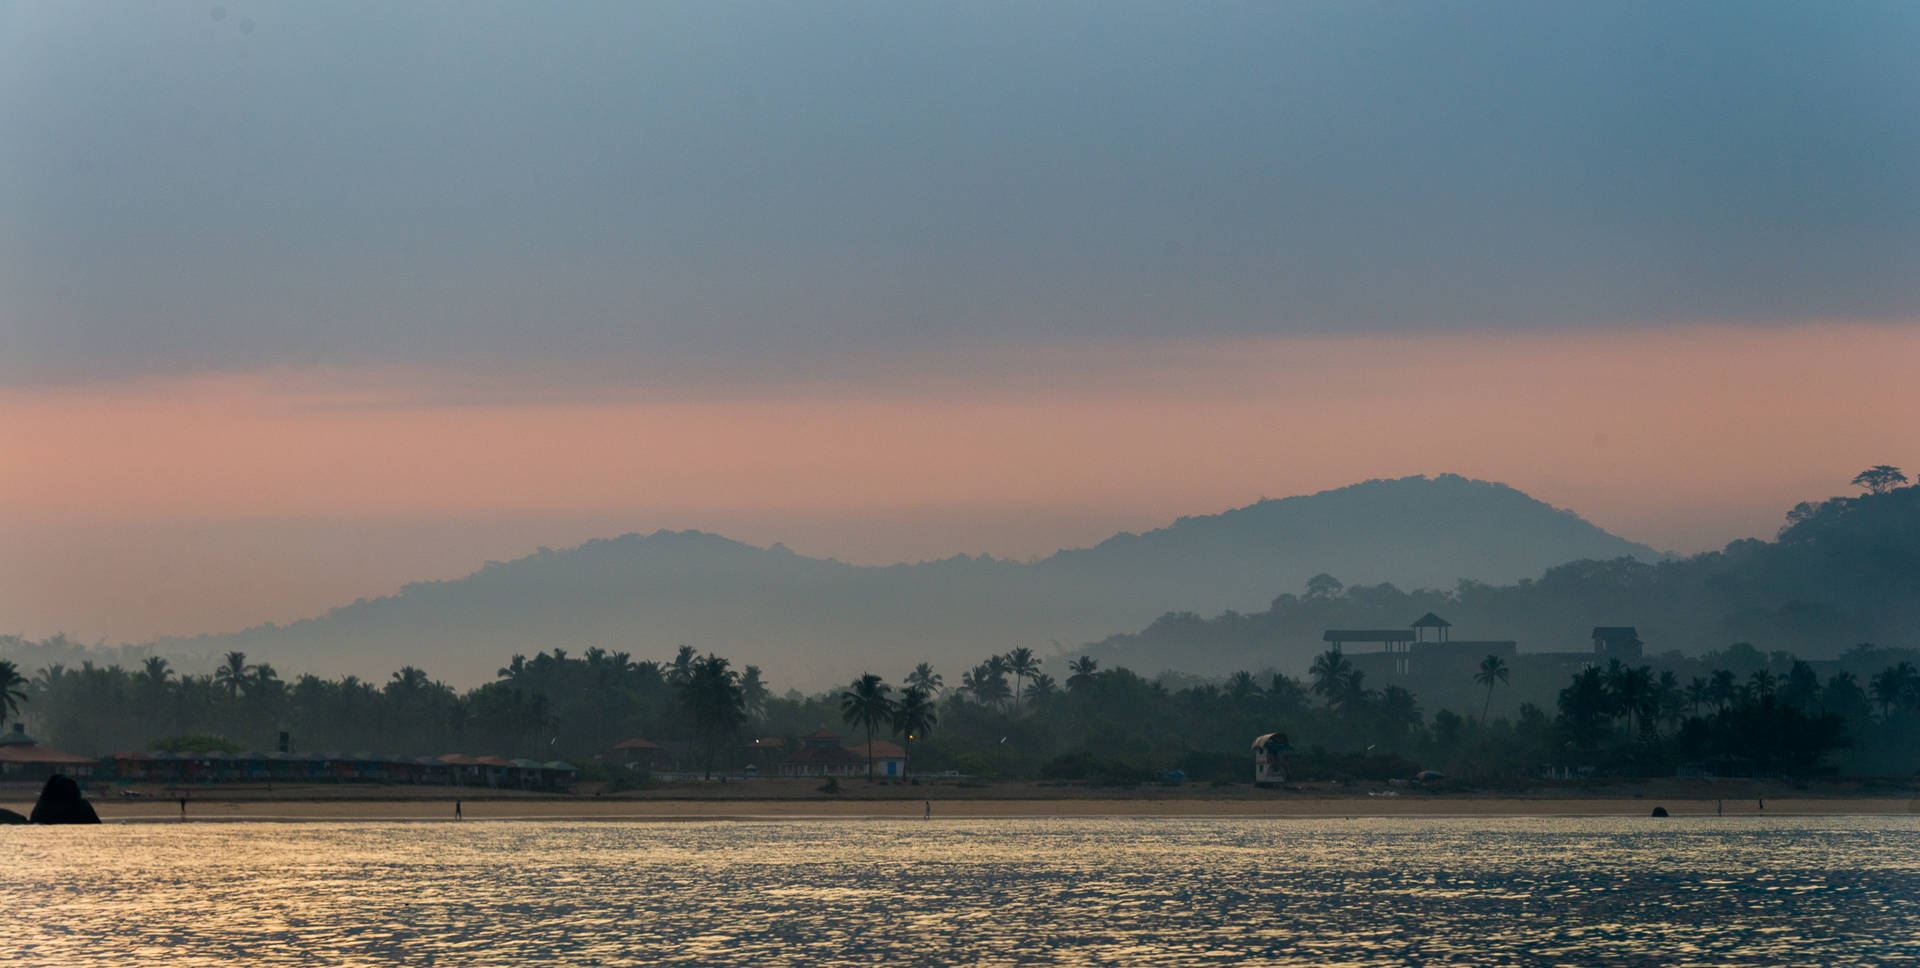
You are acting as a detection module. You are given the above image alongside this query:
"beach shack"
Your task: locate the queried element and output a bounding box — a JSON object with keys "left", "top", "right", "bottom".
{"left": 0, "top": 724, "right": 98, "bottom": 785}
{"left": 1252, "top": 732, "right": 1291, "bottom": 786}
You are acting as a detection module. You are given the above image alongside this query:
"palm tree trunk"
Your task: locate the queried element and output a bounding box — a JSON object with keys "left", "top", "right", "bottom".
{"left": 1482, "top": 684, "right": 1494, "bottom": 723}
{"left": 866, "top": 721, "right": 875, "bottom": 780}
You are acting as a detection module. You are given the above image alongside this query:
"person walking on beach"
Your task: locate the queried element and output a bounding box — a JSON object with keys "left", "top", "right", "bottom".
{"left": 924, "top": 800, "right": 931, "bottom": 820}
{"left": 455, "top": 800, "right": 462, "bottom": 821}
{"left": 179, "top": 796, "right": 187, "bottom": 821}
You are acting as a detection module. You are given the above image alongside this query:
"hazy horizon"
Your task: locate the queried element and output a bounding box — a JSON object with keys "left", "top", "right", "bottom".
{"left": 5, "top": 2, "right": 1919, "bottom": 643}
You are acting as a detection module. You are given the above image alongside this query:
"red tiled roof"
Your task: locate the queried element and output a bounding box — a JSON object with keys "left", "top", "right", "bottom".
{"left": 803, "top": 728, "right": 842, "bottom": 740}
{"left": 0, "top": 744, "right": 98, "bottom": 766}
{"left": 851, "top": 741, "right": 907, "bottom": 760}
{"left": 788, "top": 744, "right": 861, "bottom": 765}
{"left": 612, "top": 738, "right": 662, "bottom": 750}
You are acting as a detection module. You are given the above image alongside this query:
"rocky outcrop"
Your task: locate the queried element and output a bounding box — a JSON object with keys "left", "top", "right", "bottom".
{"left": 0, "top": 807, "right": 26, "bottom": 824}
{"left": 29, "top": 774, "right": 101, "bottom": 824}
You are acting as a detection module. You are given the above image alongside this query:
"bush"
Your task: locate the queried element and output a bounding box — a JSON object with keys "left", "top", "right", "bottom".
{"left": 1178, "top": 750, "right": 1248, "bottom": 785}
{"left": 147, "top": 734, "right": 241, "bottom": 754}
{"left": 1039, "top": 751, "right": 1152, "bottom": 786}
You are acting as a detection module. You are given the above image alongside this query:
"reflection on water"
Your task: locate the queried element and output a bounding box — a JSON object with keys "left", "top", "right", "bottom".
{"left": 7, "top": 817, "right": 1919, "bottom": 966}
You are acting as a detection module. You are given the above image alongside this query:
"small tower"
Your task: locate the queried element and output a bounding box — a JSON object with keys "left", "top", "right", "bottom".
{"left": 1412, "top": 612, "right": 1452, "bottom": 643}
{"left": 1591, "top": 627, "right": 1643, "bottom": 659}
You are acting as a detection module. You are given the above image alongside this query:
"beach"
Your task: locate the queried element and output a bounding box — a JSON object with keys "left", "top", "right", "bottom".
{"left": 9, "top": 780, "right": 1914, "bottom": 822}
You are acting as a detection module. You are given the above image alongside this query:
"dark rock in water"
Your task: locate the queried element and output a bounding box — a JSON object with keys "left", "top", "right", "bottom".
{"left": 1650, "top": 806, "right": 1669, "bottom": 817}
{"left": 0, "top": 807, "right": 27, "bottom": 824}
{"left": 30, "top": 774, "right": 101, "bottom": 824}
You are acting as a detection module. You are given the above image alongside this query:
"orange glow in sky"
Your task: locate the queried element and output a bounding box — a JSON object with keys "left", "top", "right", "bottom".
{"left": 3, "top": 322, "right": 1916, "bottom": 642}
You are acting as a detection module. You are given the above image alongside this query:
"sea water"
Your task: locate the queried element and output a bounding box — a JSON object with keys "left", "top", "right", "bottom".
{"left": 7, "top": 816, "right": 1918, "bottom": 966}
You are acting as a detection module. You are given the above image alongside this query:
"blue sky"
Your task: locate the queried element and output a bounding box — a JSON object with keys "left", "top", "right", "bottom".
{"left": 4, "top": 1, "right": 1917, "bottom": 383}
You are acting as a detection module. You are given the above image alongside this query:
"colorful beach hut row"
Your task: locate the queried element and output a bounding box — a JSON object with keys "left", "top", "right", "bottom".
{"left": 108, "top": 751, "right": 578, "bottom": 790}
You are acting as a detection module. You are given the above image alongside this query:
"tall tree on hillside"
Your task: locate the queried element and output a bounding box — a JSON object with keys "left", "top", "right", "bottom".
{"left": 678, "top": 654, "right": 745, "bottom": 779}
{"left": 215, "top": 651, "right": 252, "bottom": 701}
{"left": 1066, "top": 657, "right": 1098, "bottom": 693}
{"left": 892, "top": 685, "right": 937, "bottom": 777}
{"left": 905, "top": 663, "right": 944, "bottom": 696}
{"left": 0, "top": 659, "right": 25, "bottom": 726}
{"left": 1475, "top": 654, "right": 1510, "bottom": 722}
{"left": 1305, "top": 573, "right": 1344, "bottom": 599}
{"left": 840, "top": 674, "right": 895, "bottom": 780}
{"left": 1851, "top": 465, "right": 1908, "bottom": 494}
{"left": 1004, "top": 647, "right": 1039, "bottom": 709}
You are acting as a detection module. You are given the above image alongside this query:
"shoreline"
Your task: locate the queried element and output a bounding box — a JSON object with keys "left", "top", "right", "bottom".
{"left": 7, "top": 794, "right": 1915, "bottom": 822}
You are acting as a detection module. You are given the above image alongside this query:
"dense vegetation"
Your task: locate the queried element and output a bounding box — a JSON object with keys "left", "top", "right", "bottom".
{"left": 3, "top": 469, "right": 1914, "bottom": 784}
{"left": 4, "top": 636, "right": 1916, "bottom": 783}
{"left": 1090, "top": 477, "right": 1920, "bottom": 676}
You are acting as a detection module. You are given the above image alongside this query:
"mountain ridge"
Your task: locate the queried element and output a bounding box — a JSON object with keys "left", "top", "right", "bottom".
{"left": 152, "top": 474, "right": 1664, "bottom": 687}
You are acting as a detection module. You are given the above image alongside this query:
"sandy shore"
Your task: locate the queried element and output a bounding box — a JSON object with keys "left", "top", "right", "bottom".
{"left": 7, "top": 793, "right": 1915, "bottom": 822}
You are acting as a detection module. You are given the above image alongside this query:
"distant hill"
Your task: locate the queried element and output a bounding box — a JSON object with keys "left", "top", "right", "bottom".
{"left": 1086, "top": 483, "right": 1920, "bottom": 680}
{"left": 153, "top": 475, "right": 1663, "bottom": 687}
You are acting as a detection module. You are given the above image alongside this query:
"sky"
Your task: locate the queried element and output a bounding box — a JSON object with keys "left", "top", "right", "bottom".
{"left": 3, "top": 1, "right": 1918, "bottom": 643}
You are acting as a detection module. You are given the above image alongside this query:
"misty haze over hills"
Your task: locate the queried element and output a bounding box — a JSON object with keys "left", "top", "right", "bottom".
{"left": 140, "top": 476, "right": 1660, "bottom": 686}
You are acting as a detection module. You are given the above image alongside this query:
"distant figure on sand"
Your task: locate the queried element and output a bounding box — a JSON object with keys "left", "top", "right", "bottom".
{"left": 180, "top": 796, "right": 188, "bottom": 821}
{"left": 455, "top": 800, "right": 462, "bottom": 820}
{"left": 924, "top": 801, "right": 931, "bottom": 820}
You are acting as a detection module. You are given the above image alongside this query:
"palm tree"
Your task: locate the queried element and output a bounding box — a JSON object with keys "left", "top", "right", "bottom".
{"left": 1004, "top": 647, "right": 1039, "bottom": 709}
{"left": 250, "top": 663, "right": 286, "bottom": 702}
{"left": 740, "top": 665, "right": 769, "bottom": 721}
{"left": 905, "top": 662, "right": 943, "bottom": 695}
{"left": 668, "top": 645, "right": 697, "bottom": 689}
{"left": 389, "top": 666, "right": 430, "bottom": 697}
{"left": 1226, "top": 671, "right": 1262, "bottom": 706}
{"left": 1870, "top": 663, "right": 1918, "bottom": 718}
{"left": 1474, "top": 654, "right": 1509, "bottom": 722}
{"left": 1066, "top": 657, "right": 1098, "bottom": 693}
{"left": 1684, "top": 676, "right": 1710, "bottom": 717}
{"left": 1611, "top": 665, "right": 1654, "bottom": 737}
{"left": 139, "top": 656, "right": 173, "bottom": 689}
{"left": 1708, "top": 669, "right": 1737, "bottom": 711}
{"left": 839, "top": 674, "right": 895, "bottom": 780}
{"left": 677, "top": 653, "right": 745, "bottom": 779}
{"left": 892, "top": 685, "right": 937, "bottom": 777}
{"left": 1309, "top": 647, "right": 1355, "bottom": 707}
{"left": 215, "top": 651, "right": 252, "bottom": 701}
{"left": 1748, "top": 669, "right": 1778, "bottom": 701}
{"left": 0, "top": 659, "right": 26, "bottom": 726}
{"left": 1026, "top": 672, "right": 1058, "bottom": 704}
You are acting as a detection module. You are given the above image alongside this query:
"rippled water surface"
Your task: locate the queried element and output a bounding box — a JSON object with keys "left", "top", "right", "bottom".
{"left": 8, "top": 816, "right": 1919, "bottom": 966}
